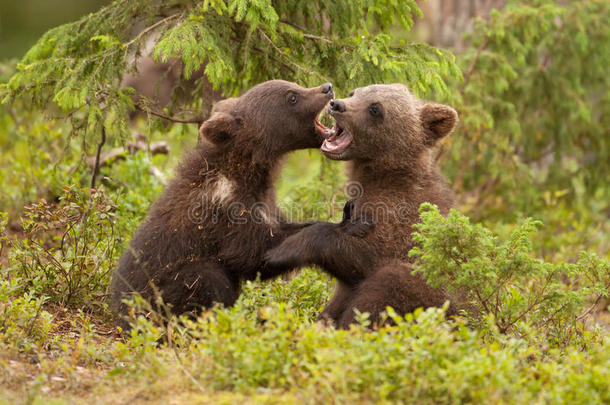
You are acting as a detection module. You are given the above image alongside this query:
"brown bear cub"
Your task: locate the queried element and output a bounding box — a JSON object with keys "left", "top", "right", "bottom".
{"left": 265, "top": 84, "right": 460, "bottom": 328}
{"left": 109, "top": 80, "right": 335, "bottom": 327}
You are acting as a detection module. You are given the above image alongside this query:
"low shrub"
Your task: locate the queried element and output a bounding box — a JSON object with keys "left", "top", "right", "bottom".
{"left": 410, "top": 203, "right": 610, "bottom": 346}
{"left": 7, "top": 186, "right": 120, "bottom": 311}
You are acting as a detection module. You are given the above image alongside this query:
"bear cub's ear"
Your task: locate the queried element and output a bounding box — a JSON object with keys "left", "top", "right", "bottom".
{"left": 198, "top": 112, "right": 241, "bottom": 144}
{"left": 421, "top": 103, "right": 458, "bottom": 146}
{"left": 212, "top": 97, "right": 238, "bottom": 115}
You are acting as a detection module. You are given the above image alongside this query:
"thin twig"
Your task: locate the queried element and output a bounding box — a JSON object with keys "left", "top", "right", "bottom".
{"left": 474, "top": 288, "right": 492, "bottom": 314}
{"left": 460, "top": 36, "right": 490, "bottom": 92}
{"left": 90, "top": 127, "right": 107, "bottom": 189}
{"left": 240, "top": 29, "right": 254, "bottom": 75}
{"left": 257, "top": 28, "right": 324, "bottom": 79}
{"left": 252, "top": 46, "right": 296, "bottom": 74}
{"left": 279, "top": 19, "right": 307, "bottom": 32}
{"left": 279, "top": 20, "right": 333, "bottom": 43}
{"left": 123, "top": 13, "right": 183, "bottom": 51}
{"left": 576, "top": 282, "right": 610, "bottom": 322}
{"left": 303, "top": 33, "right": 332, "bottom": 43}
{"left": 172, "top": 347, "right": 207, "bottom": 393}
{"left": 144, "top": 108, "right": 205, "bottom": 124}
{"left": 505, "top": 294, "right": 554, "bottom": 333}
{"left": 5, "top": 107, "right": 20, "bottom": 126}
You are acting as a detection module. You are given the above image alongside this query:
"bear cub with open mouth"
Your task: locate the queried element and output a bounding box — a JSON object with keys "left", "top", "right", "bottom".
{"left": 110, "top": 80, "right": 334, "bottom": 328}
{"left": 265, "top": 83, "right": 461, "bottom": 328}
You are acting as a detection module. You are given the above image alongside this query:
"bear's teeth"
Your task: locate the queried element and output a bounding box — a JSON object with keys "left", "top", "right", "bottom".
{"left": 322, "top": 130, "right": 353, "bottom": 153}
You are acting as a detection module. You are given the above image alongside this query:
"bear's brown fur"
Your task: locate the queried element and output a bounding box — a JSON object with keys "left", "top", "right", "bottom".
{"left": 109, "top": 80, "right": 334, "bottom": 327}
{"left": 265, "top": 84, "right": 460, "bottom": 328}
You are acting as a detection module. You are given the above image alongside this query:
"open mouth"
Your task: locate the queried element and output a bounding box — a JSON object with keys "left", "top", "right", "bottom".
{"left": 314, "top": 114, "right": 334, "bottom": 138}
{"left": 321, "top": 125, "right": 353, "bottom": 155}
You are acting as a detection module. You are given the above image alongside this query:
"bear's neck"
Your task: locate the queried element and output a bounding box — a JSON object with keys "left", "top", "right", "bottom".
{"left": 347, "top": 152, "right": 438, "bottom": 190}
{"left": 184, "top": 141, "right": 283, "bottom": 197}
{"left": 346, "top": 151, "right": 454, "bottom": 214}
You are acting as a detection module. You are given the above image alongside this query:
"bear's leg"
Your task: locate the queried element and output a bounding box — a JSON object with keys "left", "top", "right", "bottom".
{"left": 112, "top": 261, "right": 239, "bottom": 330}
{"left": 264, "top": 221, "right": 375, "bottom": 284}
{"left": 317, "top": 281, "right": 354, "bottom": 326}
{"left": 156, "top": 260, "right": 240, "bottom": 316}
{"left": 336, "top": 274, "right": 389, "bottom": 329}
{"left": 337, "top": 263, "right": 454, "bottom": 329}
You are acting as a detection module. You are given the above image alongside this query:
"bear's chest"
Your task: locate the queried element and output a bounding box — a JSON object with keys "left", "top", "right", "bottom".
{"left": 353, "top": 196, "right": 419, "bottom": 260}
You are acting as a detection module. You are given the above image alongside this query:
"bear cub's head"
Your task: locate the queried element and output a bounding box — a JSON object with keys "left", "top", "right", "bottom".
{"left": 200, "top": 80, "right": 334, "bottom": 156}
{"left": 322, "top": 84, "right": 458, "bottom": 164}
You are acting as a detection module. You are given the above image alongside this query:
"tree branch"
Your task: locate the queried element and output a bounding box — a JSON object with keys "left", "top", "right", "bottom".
{"left": 279, "top": 19, "right": 307, "bottom": 32}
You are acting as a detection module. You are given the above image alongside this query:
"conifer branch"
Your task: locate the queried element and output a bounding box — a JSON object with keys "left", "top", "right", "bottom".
{"left": 257, "top": 28, "right": 324, "bottom": 79}
{"left": 3, "top": 0, "right": 459, "bottom": 143}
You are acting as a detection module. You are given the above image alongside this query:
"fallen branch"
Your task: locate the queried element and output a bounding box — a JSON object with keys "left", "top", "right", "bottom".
{"left": 86, "top": 133, "right": 169, "bottom": 170}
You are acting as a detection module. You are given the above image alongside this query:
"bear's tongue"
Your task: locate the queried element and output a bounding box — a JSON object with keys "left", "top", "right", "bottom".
{"left": 322, "top": 127, "right": 353, "bottom": 153}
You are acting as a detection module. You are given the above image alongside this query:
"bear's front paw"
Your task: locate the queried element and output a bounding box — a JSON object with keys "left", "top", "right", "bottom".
{"left": 343, "top": 217, "right": 375, "bottom": 238}
{"left": 340, "top": 199, "right": 356, "bottom": 223}
{"left": 263, "top": 245, "right": 302, "bottom": 276}
{"left": 317, "top": 310, "right": 338, "bottom": 327}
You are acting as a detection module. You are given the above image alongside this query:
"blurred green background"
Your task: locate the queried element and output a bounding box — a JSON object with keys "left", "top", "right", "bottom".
{"left": 0, "top": 0, "right": 108, "bottom": 58}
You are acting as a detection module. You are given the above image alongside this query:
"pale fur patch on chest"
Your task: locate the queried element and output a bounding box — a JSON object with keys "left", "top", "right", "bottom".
{"left": 210, "top": 174, "right": 236, "bottom": 205}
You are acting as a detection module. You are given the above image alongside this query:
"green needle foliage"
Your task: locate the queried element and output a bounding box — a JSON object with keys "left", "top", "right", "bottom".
{"left": 0, "top": 0, "right": 459, "bottom": 143}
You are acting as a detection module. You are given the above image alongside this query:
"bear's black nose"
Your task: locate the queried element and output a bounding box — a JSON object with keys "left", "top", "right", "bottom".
{"left": 329, "top": 99, "right": 346, "bottom": 113}
{"left": 321, "top": 83, "right": 333, "bottom": 94}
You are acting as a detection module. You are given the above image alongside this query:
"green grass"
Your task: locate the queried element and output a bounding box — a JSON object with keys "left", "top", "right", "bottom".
{"left": 1, "top": 272, "right": 609, "bottom": 404}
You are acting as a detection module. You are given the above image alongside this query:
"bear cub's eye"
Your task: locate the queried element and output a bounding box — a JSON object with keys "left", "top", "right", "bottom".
{"left": 347, "top": 91, "right": 355, "bottom": 97}
{"left": 369, "top": 104, "right": 381, "bottom": 117}
{"left": 288, "top": 94, "right": 298, "bottom": 105}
